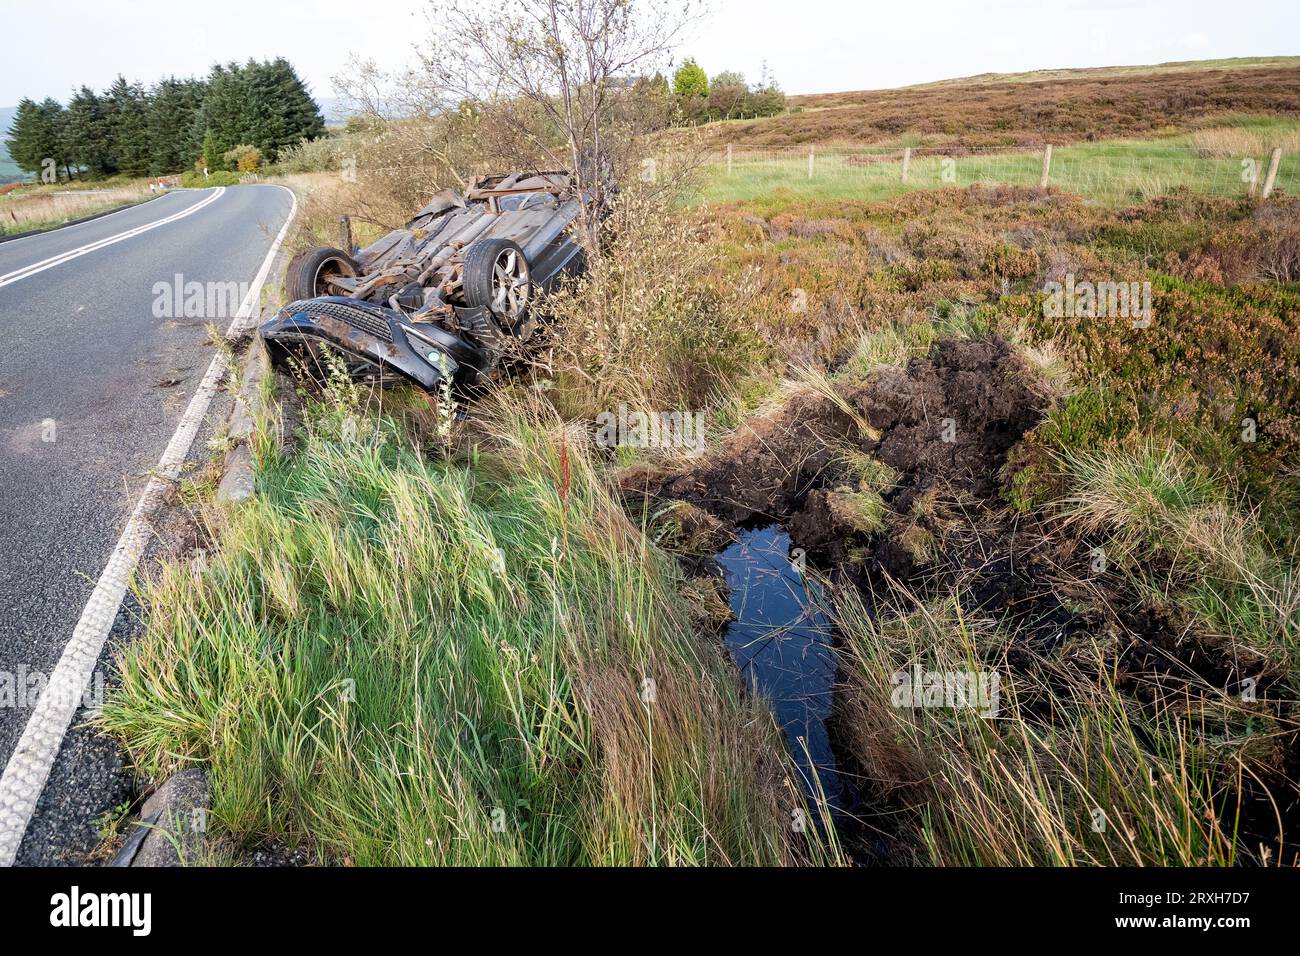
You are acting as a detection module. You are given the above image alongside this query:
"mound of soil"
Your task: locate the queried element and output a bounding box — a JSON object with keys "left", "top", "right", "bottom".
{"left": 624, "top": 337, "right": 1045, "bottom": 573}
{"left": 620, "top": 387, "right": 862, "bottom": 525}
{"left": 858, "top": 337, "right": 1041, "bottom": 496}
{"left": 788, "top": 339, "right": 1045, "bottom": 573}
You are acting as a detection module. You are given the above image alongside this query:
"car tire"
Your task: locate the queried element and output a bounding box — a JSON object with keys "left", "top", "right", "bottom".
{"left": 285, "top": 246, "right": 359, "bottom": 301}
{"left": 463, "top": 237, "right": 531, "bottom": 333}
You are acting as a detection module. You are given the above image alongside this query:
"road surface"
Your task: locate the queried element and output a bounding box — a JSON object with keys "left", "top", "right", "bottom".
{"left": 0, "top": 185, "right": 294, "bottom": 864}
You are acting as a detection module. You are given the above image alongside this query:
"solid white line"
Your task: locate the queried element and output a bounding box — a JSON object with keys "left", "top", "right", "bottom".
{"left": 0, "top": 187, "right": 225, "bottom": 289}
{"left": 0, "top": 183, "right": 298, "bottom": 866}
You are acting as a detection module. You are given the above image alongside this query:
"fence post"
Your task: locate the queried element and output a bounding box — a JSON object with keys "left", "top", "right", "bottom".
{"left": 1039, "top": 144, "right": 1053, "bottom": 189}
{"left": 726, "top": 143, "right": 733, "bottom": 177}
{"left": 338, "top": 215, "right": 353, "bottom": 254}
{"left": 902, "top": 147, "right": 911, "bottom": 182}
{"left": 1261, "top": 147, "right": 1282, "bottom": 199}
{"left": 808, "top": 146, "right": 815, "bottom": 179}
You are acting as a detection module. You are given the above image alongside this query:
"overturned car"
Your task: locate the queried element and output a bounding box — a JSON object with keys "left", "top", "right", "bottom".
{"left": 261, "top": 171, "right": 591, "bottom": 391}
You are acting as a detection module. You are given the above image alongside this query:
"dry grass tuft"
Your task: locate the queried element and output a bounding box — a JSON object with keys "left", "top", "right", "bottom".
{"left": 836, "top": 586, "right": 1284, "bottom": 866}
{"left": 544, "top": 184, "right": 764, "bottom": 419}
{"left": 0, "top": 181, "right": 152, "bottom": 235}
{"left": 1191, "top": 126, "right": 1300, "bottom": 158}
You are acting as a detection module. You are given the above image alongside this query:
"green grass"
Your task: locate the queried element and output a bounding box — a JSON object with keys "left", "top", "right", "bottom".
{"left": 695, "top": 120, "right": 1300, "bottom": 206}
{"left": 99, "top": 378, "right": 821, "bottom": 866}
{"left": 835, "top": 591, "right": 1255, "bottom": 866}
{"left": 1059, "top": 443, "right": 1300, "bottom": 679}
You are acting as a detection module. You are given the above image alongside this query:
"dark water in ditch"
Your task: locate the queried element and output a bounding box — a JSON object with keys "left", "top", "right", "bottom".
{"left": 716, "top": 524, "right": 850, "bottom": 813}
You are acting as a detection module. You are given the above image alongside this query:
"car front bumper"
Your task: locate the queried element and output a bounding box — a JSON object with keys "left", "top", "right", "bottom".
{"left": 260, "top": 296, "right": 490, "bottom": 391}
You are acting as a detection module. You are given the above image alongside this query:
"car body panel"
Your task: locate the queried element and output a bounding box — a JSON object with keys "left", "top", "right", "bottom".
{"left": 261, "top": 170, "right": 590, "bottom": 391}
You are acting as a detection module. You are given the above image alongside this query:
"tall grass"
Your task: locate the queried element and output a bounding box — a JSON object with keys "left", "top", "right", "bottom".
{"left": 1059, "top": 443, "right": 1300, "bottom": 678}
{"left": 100, "top": 380, "right": 817, "bottom": 865}
{"left": 0, "top": 180, "right": 153, "bottom": 235}
{"left": 835, "top": 591, "right": 1264, "bottom": 866}
{"left": 1191, "top": 119, "right": 1300, "bottom": 158}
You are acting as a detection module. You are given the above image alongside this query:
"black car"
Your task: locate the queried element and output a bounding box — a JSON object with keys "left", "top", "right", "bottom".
{"left": 261, "top": 171, "right": 590, "bottom": 391}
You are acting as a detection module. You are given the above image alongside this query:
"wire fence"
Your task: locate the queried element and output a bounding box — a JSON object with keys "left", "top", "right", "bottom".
{"left": 698, "top": 143, "right": 1298, "bottom": 206}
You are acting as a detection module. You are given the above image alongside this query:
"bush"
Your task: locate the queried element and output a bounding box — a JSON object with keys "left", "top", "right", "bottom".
{"left": 545, "top": 185, "right": 765, "bottom": 417}
{"left": 181, "top": 169, "right": 241, "bottom": 187}
{"left": 222, "top": 144, "right": 262, "bottom": 173}
{"left": 272, "top": 134, "right": 345, "bottom": 174}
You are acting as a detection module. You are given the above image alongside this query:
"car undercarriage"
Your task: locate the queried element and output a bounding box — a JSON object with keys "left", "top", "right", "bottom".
{"left": 261, "top": 171, "right": 591, "bottom": 391}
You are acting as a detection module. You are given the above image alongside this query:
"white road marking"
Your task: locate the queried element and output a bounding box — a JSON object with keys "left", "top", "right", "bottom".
{"left": 0, "top": 187, "right": 226, "bottom": 289}
{"left": 0, "top": 184, "right": 298, "bottom": 866}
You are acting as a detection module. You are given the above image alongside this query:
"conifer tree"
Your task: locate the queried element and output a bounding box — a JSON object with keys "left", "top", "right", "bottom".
{"left": 8, "top": 57, "right": 321, "bottom": 180}
{"left": 105, "top": 75, "right": 151, "bottom": 177}
{"left": 148, "top": 76, "right": 207, "bottom": 174}
{"left": 5, "top": 97, "right": 68, "bottom": 179}
{"left": 66, "top": 86, "right": 113, "bottom": 177}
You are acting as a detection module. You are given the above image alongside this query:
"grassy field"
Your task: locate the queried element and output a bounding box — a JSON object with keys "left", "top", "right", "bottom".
{"left": 0, "top": 178, "right": 160, "bottom": 236}
{"left": 696, "top": 118, "right": 1300, "bottom": 207}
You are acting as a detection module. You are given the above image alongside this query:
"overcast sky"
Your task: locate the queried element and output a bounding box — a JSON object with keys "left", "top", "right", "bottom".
{"left": 2, "top": 0, "right": 1297, "bottom": 106}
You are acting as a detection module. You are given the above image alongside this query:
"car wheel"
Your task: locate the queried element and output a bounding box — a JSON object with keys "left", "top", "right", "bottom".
{"left": 463, "top": 238, "right": 531, "bottom": 333}
{"left": 285, "top": 246, "right": 359, "bottom": 300}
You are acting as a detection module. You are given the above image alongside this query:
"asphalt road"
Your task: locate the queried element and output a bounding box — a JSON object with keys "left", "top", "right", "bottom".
{"left": 0, "top": 184, "right": 294, "bottom": 863}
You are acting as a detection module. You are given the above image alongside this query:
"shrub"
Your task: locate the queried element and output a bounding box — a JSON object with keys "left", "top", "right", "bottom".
{"left": 273, "top": 134, "right": 345, "bottom": 174}
{"left": 545, "top": 185, "right": 765, "bottom": 418}
{"left": 180, "top": 169, "right": 241, "bottom": 187}
{"left": 222, "top": 144, "right": 262, "bottom": 173}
